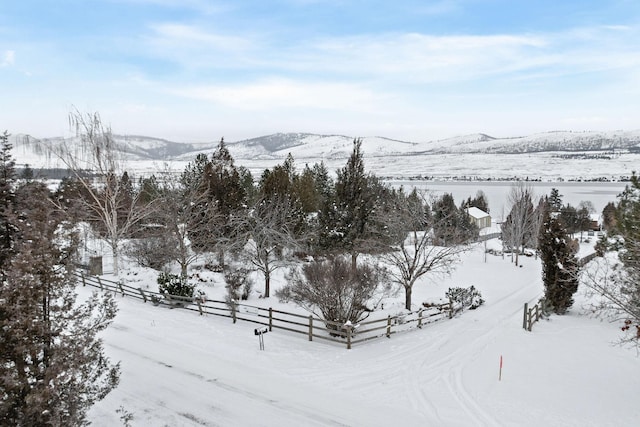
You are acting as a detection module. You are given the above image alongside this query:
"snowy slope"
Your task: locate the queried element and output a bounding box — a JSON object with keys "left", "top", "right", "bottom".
{"left": 83, "top": 241, "right": 640, "bottom": 426}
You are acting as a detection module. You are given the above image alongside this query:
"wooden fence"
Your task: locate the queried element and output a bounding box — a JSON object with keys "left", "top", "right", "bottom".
{"left": 522, "top": 297, "right": 546, "bottom": 331}
{"left": 75, "top": 272, "right": 465, "bottom": 349}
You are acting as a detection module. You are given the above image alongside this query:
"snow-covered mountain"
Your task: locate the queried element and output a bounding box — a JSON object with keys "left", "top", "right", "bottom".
{"left": 11, "top": 129, "right": 640, "bottom": 164}
{"left": 8, "top": 130, "right": 640, "bottom": 181}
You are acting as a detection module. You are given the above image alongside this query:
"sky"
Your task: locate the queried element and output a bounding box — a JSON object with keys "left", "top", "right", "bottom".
{"left": 2, "top": 0, "right": 640, "bottom": 143}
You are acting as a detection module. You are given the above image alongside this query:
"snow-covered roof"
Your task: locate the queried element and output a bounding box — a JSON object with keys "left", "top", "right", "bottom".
{"left": 466, "top": 206, "right": 490, "bottom": 219}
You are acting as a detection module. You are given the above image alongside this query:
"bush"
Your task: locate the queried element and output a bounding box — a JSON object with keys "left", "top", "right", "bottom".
{"left": 126, "top": 237, "right": 175, "bottom": 270}
{"left": 276, "top": 257, "right": 390, "bottom": 335}
{"left": 445, "top": 286, "right": 485, "bottom": 310}
{"left": 224, "top": 267, "right": 253, "bottom": 302}
{"left": 157, "top": 272, "right": 195, "bottom": 298}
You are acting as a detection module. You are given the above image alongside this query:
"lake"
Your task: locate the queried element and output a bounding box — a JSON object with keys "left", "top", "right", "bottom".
{"left": 387, "top": 180, "right": 628, "bottom": 220}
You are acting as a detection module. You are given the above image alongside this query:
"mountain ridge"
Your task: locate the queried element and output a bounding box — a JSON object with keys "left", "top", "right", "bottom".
{"left": 8, "top": 129, "right": 640, "bottom": 167}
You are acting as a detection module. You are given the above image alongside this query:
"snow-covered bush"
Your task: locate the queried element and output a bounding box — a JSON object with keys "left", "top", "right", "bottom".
{"left": 445, "top": 286, "right": 485, "bottom": 310}
{"left": 126, "top": 237, "right": 175, "bottom": 270}
{"left": 224, "top": 267, "right": 253, "bottom": 302}
{"left": 157, "top": 272, "right": 195, "bottom": 298}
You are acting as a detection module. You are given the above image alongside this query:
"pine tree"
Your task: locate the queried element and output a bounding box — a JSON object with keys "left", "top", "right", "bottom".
{"left": 0, "top": 130, "right": 16, "bottom": 269}
{"left": 539, "top": 209, "right": 580, "bottom": 314}
{"left": 0, "top": 181, "right": 119, "bottom": 425}
{"left": 548, "top": 187, "right": 563, "bottom": 212}
{"left": 318, "top": 139, "right": 382, "bottom": 269}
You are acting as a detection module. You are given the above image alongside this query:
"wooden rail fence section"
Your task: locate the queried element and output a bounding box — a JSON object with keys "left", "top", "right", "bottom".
{"left": 76, "top": 272, "right": 467, "bottom": 349}
{"left": 522, "top": 298, "right": 546, "bottom": 331}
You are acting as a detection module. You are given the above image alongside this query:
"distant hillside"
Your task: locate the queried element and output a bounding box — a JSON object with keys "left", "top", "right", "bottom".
{"left": 8, "top": 129, "right": 640, "bottom": 170}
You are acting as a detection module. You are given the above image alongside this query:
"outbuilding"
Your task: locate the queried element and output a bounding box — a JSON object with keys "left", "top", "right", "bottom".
{"left": 466, "top": 207, "right": 491, "bottom": 229}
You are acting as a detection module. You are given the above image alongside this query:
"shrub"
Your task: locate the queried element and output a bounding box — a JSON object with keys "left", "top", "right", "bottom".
{"left": 276, "top": 257, "right": 390, "bottom": 335}
{"left": 126, "top": 237, "right": 175, "bottom": 270}
{"left": 157, "top": 272, "right": 195, "bottom": 298}
{"left": 224, "top": 267, "right": 253, "bottom": 302}
{"left": 445, "top": 285, "right": 485, "bottom": 310}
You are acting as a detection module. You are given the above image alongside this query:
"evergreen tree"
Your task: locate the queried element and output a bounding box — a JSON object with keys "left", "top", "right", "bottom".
{"left": 318, "top": 139, "right": 383, "bottom": 269}
{"left": 614, "top": 173, "right": 640, "bottom": 326}
{"left": 433, "top": 193, "right": 477, "bottom": 245}
{"left": 0, "top": 130, "right": 16, "bottom": 269}
{"left": 187, "top": 138, "right": 247, "bottom": 264}
{"left": 539, "top": 209, "right": 580, "bottom": 314}
{"left": 601, "top": 201, "right": 616, "bottom": 232}
{"left": 0, "top": 181, "right": 119, "bottom": 425}
{"left": 548, "top": 187, "right": 563, "bottom": 212}
{"left": 559, "top": 203, "right": 578, "bottom": 235}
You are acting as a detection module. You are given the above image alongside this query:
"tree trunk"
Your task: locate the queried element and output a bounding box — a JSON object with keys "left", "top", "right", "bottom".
{"left": 351, "top": 252, "right": 358, "bottom": 273}
{"left": 404, "top": 285, "right": 413, "bottom": 310}
{"left": 217, "top": 248, "right": 225, "bottom": 269}
{"left": 264, "top": 270, "right": 270, "bottom": 298}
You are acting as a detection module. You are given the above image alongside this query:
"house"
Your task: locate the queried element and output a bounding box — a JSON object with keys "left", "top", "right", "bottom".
{"left": 466, "top": 207, "right": 491, "bottom": 229}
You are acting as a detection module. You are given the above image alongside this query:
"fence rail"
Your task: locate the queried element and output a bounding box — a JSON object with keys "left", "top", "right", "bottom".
{"left": 75, "top": 272, "right": 467, "bottom": 349}
{"left": 523, "top": 297, "right": 546, "bottom": 331}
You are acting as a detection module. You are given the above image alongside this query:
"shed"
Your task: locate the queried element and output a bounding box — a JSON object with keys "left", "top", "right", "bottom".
{"left": 466, "top": 207, "right": 491, "bottom": 229}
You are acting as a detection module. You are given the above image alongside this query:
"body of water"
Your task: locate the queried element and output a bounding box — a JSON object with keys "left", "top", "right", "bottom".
{"left": 388, "top": 180, "right": 628, "bottom": 220}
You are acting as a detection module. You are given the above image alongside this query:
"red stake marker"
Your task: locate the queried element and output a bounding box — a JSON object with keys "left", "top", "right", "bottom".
{"left": 499, "top": 355, "right": 503, "bottom": 381}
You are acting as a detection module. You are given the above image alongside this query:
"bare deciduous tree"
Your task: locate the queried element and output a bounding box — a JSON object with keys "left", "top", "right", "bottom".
{"left": 51, "top": 110, "right": 158, "bottom": 275}
{"left": 382, "top": 190, "right": 471, "bottom": 310}
{"left": 502, "top": 182, "right": 540, "bottom": 267}
{"left": 234, "top": 196, "right": 307, "bottom": 298}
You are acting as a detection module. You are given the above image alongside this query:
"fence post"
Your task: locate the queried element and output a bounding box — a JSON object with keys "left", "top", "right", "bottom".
{"left": 97, "top": 276, "right": 103, "bottom": 291}
{"left": 418, "top": 308, "right": 423, "bottom": 329}
{"left": 386, "top": 315, "right": 392, "bottom": 338}
{"left": 528, "top": 307, "right": 533, "bottom": 331}
{"left": 535, "top": 303, "right": 540, "bottom": 322}
{"left": 308, "top": 315, "right": 313, "bottom": 341}
{"left": 523, "top": 302, "right": 528, "bottom": 330}
{"left": 346, "top": 325, "right": 352, "bottom": 350}
{"left": 117, "top": 280, "right": 125, "bottom": 296}
{"left": 232, "top": 300, "right": 237, "bottom": 324}
{"left": 138, "top": 288, "right": 147, "bottom": 303}
{"left": 81, "top": 273, "right": 86, "bottom": 287}
{"left": 269, "top": 307, "right": 273, "bottom": 331}
{"left": 196, "top": 299, "right": 203, "bottom": 316}
{"left": 449, "top": 297, "right": 454, "bottom": 319}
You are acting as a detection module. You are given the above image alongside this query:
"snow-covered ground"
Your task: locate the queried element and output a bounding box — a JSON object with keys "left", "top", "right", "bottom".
{"left": 82, "top": 240, "right": 639, "bottom": 426}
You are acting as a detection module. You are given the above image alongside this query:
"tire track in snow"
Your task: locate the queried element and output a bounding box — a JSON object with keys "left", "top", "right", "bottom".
{"left": 107, "top": 342, "right": 353, "bottom": 427}
{"left": 405, "top": 278, "right": 538, "bottom": 426}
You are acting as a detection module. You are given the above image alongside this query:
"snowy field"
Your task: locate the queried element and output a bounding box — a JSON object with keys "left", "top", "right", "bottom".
{"left": 82, "top": 240, "right": 640, "bottom": 427}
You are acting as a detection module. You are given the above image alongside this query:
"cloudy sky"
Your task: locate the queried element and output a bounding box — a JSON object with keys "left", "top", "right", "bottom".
{"left": 2, "top": 0, "right": 639, "bottom": 142}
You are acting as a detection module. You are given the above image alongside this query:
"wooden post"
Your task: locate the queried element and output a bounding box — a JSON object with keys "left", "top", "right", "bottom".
{"left": 449, "top": 297, "right": 454, "bottom": 319}
{"left": 196, "top": 299, "right": 203, "bottom": 316}
{"left": 523, "top": 302, "right": 528, "bottom": 330}
{"left": 535, "top": 303, "right": 540, "bottom": 322}
{"left": 138, "top": 288, "right": 147, "bottom": 303}
{"left": 268, "top": 307, "right": 273, "bottom": 331}
{"left": 308, "top": 315, "right": 313, "bottom": 341}
{"left": 97, "top": 276, "right": 103, "bottom": 291}
{"left": 386, "top": 315, "right": 392, "bottom": 338}
{"left": 528, "top": 307, "right": 533, "bottom": 331}
{"left": 81, "top": 273, "right": 86, "bottom": 287}
{"left": 346, "top": 325, "right": 352, "bottom": 350}
{"left": 418, "top": 308, "right": 423, "bottom": 329}
{"left": 117, "top": 281, "right": 125, "bottom": 296}
{"left": 232, "top": 301, "right": 237, "bottom": 324}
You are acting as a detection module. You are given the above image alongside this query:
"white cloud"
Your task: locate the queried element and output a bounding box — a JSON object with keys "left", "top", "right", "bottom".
{"left": 148, "top": 23, "right": 252, "bottom": 51}
{"left": 1, "top": 50, "right": 15, "bottom": 67}
{"left": 168, "top": 78, "right": 383, "bottom": 112}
